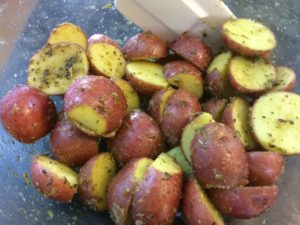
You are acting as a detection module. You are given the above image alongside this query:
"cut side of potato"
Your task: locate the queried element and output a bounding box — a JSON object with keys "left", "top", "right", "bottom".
{"left": 229, "top": 56, "right": 276, "bottom": 95}
{"left": 181, "top": 112, "right": 215, "bottom": 163}
{"left": 222, "top": 97, "right": 256, "bottom": 150}
{"left": 88, "top": 42, "right": 126, "bottom": 78}
{"left": 47, "top": 22, "right": 88, "bottom": 50}
{"left": 167, "top": 146, "right": 193, "bottom": 175}
{"left": 250, "top": 91, "right": 300, "bottom": 154}
{"left": 272, "top": 66, "right": 297, "bottom": 92}
{"left": 28, "top": 43, "right": 89, "bottom": 95}
{"left": 126, "top": 61, "right": 168, "bottom": 96}
{"left": 222, "top": 18, "right": 276, "bottom": 56}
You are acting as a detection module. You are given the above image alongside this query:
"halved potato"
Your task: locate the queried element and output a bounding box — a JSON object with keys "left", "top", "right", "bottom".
{"left": 126, "top": 61, "right": 168, "bottom": 96}
{"left": 182, "top": 177, "right": 225, "bottom": 225}
{"left": 208, "top": 186, "right": 279, "bottom": 219}
{"left": 78, "top": 153, "right": 117, "bottom": 211}
{"left": 88, "top": 42, "right": 126, "bottom": 78}
{"left": 131, "top": 153, "right": 183, "bottom": 225}
{"left": 181, "top": 112, "right": 214, "bottom": 163}
{"left": 206, "top": 51, "right": 235, "bottom": 98}
{"left": 222, "top": 18, "right": 276, "bottom": 57}
{"left": 108, "top": 158, "right": 153, "bottom": 225}
{"left": 222, "top": 97, "right": 256, "bottom": 150}
{"left": 272, "top": 66, "right": 297, "bottom": 92}
{"left": 30, "top": 155, "right": 78, "bottom": 203}
{"left": 202, "top": 98, "right": 228, "bottom": 122}
{"left": 88, "top": 34, "right": 119, "bottom": 48}
{"left": 28, "top": 43, "right": 89, "bottom": 95}
{"left": 47, "top": 22, "right": 88, "bottom": 49}
{"left": 167, "top": 146, "right": 192, "bottom": 175}
{"left": 111, "top": 78, "right": 140, "bottom": 112}
{"left": 250, "top": 91, "right": 300, "bottom": 154}
{"left": 228, "top": 56, "right": 276, "bottom": 95}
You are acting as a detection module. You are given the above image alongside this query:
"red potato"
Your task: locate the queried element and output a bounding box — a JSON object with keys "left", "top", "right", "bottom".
{"left": 108, "top": 158, "right": 153, "bottom": 225}
{"left": 161, "top": 89, "right": 201, "bottom": 147}
{"left": 0, "top": 85, "right": 57, "bottom": 143}
{"left": 272, "top": 66, "right": 297, "bottom": 92}
{"left": 88, "top": 34, "right": 119, "bottom": 48}
{"left": 107, "top": 109, "right": 164, "bottom": 166}
{"left": 50, "top": 115, "right": 99, "bottom": 166}
{"left": 208, "top": 186, "right": 279, "bottom": 219}
{"left": 64, "top": 76, "right": 127, "bottom": 137}
{"left": 247, "top": 152, "right": 285, "bottom": 186}
{"left": 202, "top": 98, "right": 228, "bottom": 122}
{"left": 122, "top": 31, "right": 168, "bottom": 60}
{"left": 192, "top": 123, "right": 249, "bottom": 189}
{"left": 169, "top": 33, "right": 212, "bottom": 71}
{"left": 78, "top": 153, "right": 117, "bottom": 211}
{"left": 163, "top": 61, "right": 204, "bottom": 98}
{"left": 131, "top": 153, "right": 183, "bottom": 225}
{"left": 30, "top": 155, "right": 78, "bottom": 203}
{"left": 182, "top": 177, "right": 225, "bottom": 225}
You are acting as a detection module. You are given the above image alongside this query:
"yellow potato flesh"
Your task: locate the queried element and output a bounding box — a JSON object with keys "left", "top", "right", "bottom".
{"left": 207, "top": 51, "right": 232, "bottom": 75}
{"left": 134, "top": 158, "right": 153, "bottom": 182}
{"left": 167, "top": 146, "right": 192, "bottom": 175}
{"left": 152, "top": 153, "right": 182, "bottom": 174}
{"left": 272, "top": 66, "right": 296, "bottom": 91}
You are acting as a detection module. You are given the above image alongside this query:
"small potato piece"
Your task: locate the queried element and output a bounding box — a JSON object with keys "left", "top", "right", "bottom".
{"left": 221, "top": 97, "right": 256, "bottom": 150}
{"left": 167, "top": 146, "right": 192, "bottom": 175}
{"left": 272, "top": 66, "right": 297, "bottom": 92}
{"left": 247, "top": 152, "right": 284, "bottom": 186}
{"left": 108, "top": 158, "right": 153, "bottom": 225}
{"left": 88, "top": 42, "right": 126, "bottom": 78}
{"left": 78, "top": 153, "right": 117, "bottom": 211}
{"left": 50, "top": 115, "right": 99, "bottom": 166}
{"left": 30, "top": 155, "right": 78, "bottom": 203}
{"left": 228, "top": 56, "right": 276, "bottom": 95}
{"left": 222, "top": 18, "right": 276, "bottom": 57}
{"left": 170, "top": 33, "right": 212, "bottom": 71}
{"left": 28, "top": 43, "right": 89, "bottom": 95}
{"left": 88, "top": 34, "right": 119, "bottom": 48}
{"left": 208, "top": 186, "right": 279, "bottom": 219}
{"left": 111, "top": 78, "right": 140, "bottom": 112}
{"left": 206, "top": 51, "right": 235, "bottom": 98}
{"left": 107, "top": 109, "right": 164, "bottom": 166}
{"left": 122, "top": 31, "right": 168, "bottom": 60}
{"left": 48, "top": 22, "right": 88, "bottom": 49}
{"left": 182, "top": 177, "right": 225, "bottom": 225}
{"left": 126, "top": 61, "right": 168, "bottom": 96}
{"left": 163, "top": 61, "right": 204, "bottom": 98}
{"left": 192, "top": 123, "right": 249, "bottom": 189}
{"left": 148, "top": 87, "right": 175, "bottom": 125}
{"left": 64, "top": 76, "right": 127, "bottom": 136}
{"left": 250, "top": 91, "right": 300, "bottom": 154}
{"left": 202, "top": 98, "right": 228, "bottom": 122}
{"left": 181, "top": 112, "right": 215, "bottom": 163}
{"left": 161, "top": 89, "right": 201, "bottom": 147}
{"left": 131, "top": 153, "right": 183, "bottom": 225}
{"left": 0, "top": 85, "right": 57, "bottom": 143}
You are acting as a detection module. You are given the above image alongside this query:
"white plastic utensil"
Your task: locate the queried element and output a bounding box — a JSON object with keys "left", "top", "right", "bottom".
{"left": 115, "top": 0, "right": 236, "bottom": 52}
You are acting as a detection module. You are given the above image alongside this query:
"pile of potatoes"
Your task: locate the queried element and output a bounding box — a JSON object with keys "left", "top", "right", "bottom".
{"left": 0, "top": 18, "right": 299, "bottom": 225}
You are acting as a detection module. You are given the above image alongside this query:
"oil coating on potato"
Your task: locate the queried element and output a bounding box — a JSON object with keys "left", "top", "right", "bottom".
{"left": 0, "top": 85, "right": 57, "bottom": 143}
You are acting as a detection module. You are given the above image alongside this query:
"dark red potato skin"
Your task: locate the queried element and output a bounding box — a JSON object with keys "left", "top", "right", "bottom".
{"left": 163, "top": 60, "right": 201, "bottom": 78}
{"left": 0, "top": 85, "right": 57, "bottom": 143}
{"left": 107, "top": 109, "right": 164, "bottom": 166}
{"left": 208, "top": 186, "right": 279, "bottom": 219}
{"left": 161, "top": 89, "right": 201, "bottom": 147}
{"left": 191, "top": 123, "right": 249, "bottom": 188}
{"left": 169, "top": 33, "right": 212, "bottom": 71}
{"left": 50, "top": 116, "right": 99, "bottom": 166}
{"left": 247, "top": 152, "right": 285, "bottom": 186}
{"left": 202, "top": 98, "right": 228, "bottom": 122}
{"left": 88, "top": 34, "right": 119, "bottom": 48}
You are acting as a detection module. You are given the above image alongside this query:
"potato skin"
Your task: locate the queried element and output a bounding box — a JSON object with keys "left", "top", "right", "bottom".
{"left": 64, "top": 76, "right": 127, "bottom": 136}
{"left": 50, "top": 115, "right": 99, "bottom": 166}
{"left": 122, "top": 31, "right": 168, "bottom": 60}
{"left": 208, "top": 186, "right": 279, "bottom": 219}
{"left": 131, "top": 166, "right": 183, "bottom": 225}
{"left": 0, "top": 85, "right": 57, "bottom": 143}
{"left": 107, "top": 109, "right": 164, "bottom": 166}
{"left": 202, "top": 98, "right": 228, "bottom": 122}
{"left": 247, "top": 152, "right": 284, "bottom": 186}
{"left": 88, "top": 34, "right": 119, "bottom": 48}
{"left": 163, "top": 60, "right": 201, "bottom": 78}
{"left": 169, "top": 33, "right": 212, "bottom": 71}
{"left": 191, "top": 123, "right": 249, "bottom": 188}
{"left": 161, "top": 89, "right": 201, "bottom": 146}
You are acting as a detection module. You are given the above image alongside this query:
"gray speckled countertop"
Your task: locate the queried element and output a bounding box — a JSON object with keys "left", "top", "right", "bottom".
{"left": 0, "top": 0, "right": 299, "bottom": 224}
